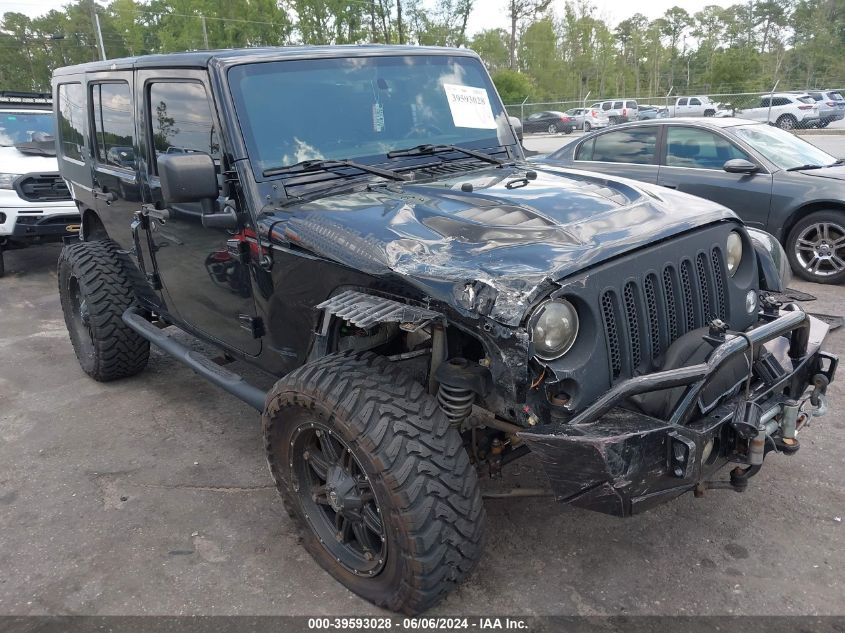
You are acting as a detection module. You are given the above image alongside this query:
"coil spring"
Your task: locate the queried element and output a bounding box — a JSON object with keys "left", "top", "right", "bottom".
{"left": 437, "top": 383, "right": 475, "bottom": 427}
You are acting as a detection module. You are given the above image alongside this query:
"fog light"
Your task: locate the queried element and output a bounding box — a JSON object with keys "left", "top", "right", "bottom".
{"left": 701, "top": 438, "right": 714, "bottom": 464}
{"left": 746, "top": 290, "right": 757, "bottom": 314}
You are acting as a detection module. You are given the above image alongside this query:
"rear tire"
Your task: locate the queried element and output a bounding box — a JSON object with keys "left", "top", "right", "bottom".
{"left": 584, "top": 121, "right": 592, "bottom": 132}
{"left": 785, "top": 210, "right": 845, "bottom": 284}
{"left": 0, "top": 247, "right": 4, "bottom": 278}
{"left": 58, "top": 239, "right": 150, "bottom": 381}
{"left": 776, "top": 114, "right": 797, "bottom": 130}
{"left": 547, "top": 123, "right": 558, "bottom": 134}
{"left": 263, "top": 352, "right": 485, "bottom": 614}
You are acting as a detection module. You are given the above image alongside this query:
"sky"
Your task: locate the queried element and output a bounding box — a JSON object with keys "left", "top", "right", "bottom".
{"left": 3, "top": 0, "right": 741, "bottom": 32}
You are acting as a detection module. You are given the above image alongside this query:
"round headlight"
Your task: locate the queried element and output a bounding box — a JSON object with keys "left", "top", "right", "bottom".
{"left": 530, "top": 299, "right": 579, "bottom": 360}
{"left": 726, "top": 231, "right": 743, "bottom": 276}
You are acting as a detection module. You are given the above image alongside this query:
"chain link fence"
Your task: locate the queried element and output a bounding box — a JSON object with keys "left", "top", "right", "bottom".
{"left": 506, "top": 87, "right": 845, "bottom": 132}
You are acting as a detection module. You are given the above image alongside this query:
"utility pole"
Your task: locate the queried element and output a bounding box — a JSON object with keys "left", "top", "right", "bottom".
{"left": 92, "top": 10, "right": 106, "bottom": 60}
{"left": 201, "top": 16, "right": 209, "bottom": 49}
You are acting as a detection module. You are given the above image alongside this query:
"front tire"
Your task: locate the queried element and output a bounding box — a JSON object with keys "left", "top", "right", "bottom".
{"left": 786, "top": 211, "right": 845, "bottom": 284}
{"left": 263, "top": 352, "right": 485, "bottom": 614}
{"left": 58, "top": 240, "right": 150, "bottom": 381}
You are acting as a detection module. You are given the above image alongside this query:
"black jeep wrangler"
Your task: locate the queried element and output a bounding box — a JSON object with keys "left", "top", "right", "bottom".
{"left": 53, "top": 46, "right": 836, "bottom": 614}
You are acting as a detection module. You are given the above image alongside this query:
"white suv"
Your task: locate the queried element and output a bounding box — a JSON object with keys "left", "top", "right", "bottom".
{"left": 0, "top": 92, "right": 79, "bottom": 276}
{"left": 735, "top": 93, "right": 820, "bottom": 130}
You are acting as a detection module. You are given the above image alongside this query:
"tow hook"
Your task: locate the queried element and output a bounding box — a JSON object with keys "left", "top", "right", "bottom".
{"left": 809, "top": 374, "right": 830, "bottom": 417}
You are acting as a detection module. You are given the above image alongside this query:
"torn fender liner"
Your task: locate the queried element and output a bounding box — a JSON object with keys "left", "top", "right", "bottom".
{"left": 517, "top": 408, "right": 689, "bottom": 517}
{"left": 316, "top": 290, "right": 443, "bottom": 329}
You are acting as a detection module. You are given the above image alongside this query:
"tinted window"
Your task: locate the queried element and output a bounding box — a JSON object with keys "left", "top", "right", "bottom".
{"left": 601, "top": 102, "right": 612, "bottom": 111}
{"left": 613, "top": 101, "right": 623, "bottom": 109}
{"left": 760, "top": 97, "right": 770, "bottom": 107}
{"left": 690, "top": 97, "right": 701, "bottom": 106}
{"left": 626, "top": 100, "right": 637, "bottom": 108}
{"left": 797, "top": 96, "right": 815, "bottom": 105}
{"left": 578, "top": 127, "right": 657, "bottom": 164}
{"left": 148, "top": 81, "right": 218, "bottom": 173}
{"left": 57, "top": 82, "right": 85, "bottom": 161}
{"left": 666, "top": 127, "right": 750, "bottom": 170}
{"left": 831, "top": 92, "right": 843, "bottom": 101}
{"left": 678, "top": 98, "right": 688, "bottom": 106}
{"left": 773, "top": 97, "right": 790, "bottom": 106}
{"left": 91, "top": 82, "right": 134, "bottom": 169}
{"left": 0, "top": 111, "right": 55, "bottom": 146}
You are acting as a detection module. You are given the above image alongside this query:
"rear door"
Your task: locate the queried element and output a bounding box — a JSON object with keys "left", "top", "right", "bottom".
{"left": 138, "top": 69, "right": 261, "bottom": 356}
{"left": 657, "top": 125, "right": 773, "bottom": 228}
{"left": 87, "top": 73, "right": 142, "bottom": 249}
{"left": 571, "top": 126, "right": 659, "bottom": 183}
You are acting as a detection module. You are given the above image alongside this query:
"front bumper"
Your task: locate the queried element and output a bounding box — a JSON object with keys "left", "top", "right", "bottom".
{"left": 518, "top": 307, "right": 836, "bottom": 517}
{"left": 0, "top": 210, "right": 80, "bottom": 245}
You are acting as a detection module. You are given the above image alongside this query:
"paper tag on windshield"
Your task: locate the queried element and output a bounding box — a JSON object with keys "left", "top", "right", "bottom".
{"left": 372, "top": 103, "right": 385, "bottom": 132}
{"left": 443, "top": 83, "right": 497, "bottom": 129}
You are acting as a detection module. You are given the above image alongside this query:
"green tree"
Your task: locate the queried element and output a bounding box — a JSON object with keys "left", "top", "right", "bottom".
{"left": 492, "top": 68, "right": 533, "bottom": 103}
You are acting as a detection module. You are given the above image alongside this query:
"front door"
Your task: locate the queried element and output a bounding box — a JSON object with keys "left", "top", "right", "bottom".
{"left": 138, "top": 70, "right": 261, "bottom": 356}
{"left": 658, "top": 125, "right": 774, "bottom": 229}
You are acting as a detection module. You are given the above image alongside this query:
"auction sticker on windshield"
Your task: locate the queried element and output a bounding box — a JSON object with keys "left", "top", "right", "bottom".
{"left": 443, "top": 83, "right": 497, "bottom": 129}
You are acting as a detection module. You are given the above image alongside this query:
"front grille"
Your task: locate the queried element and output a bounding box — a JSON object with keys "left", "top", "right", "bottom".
{"left": 600, "top": 246, "right": 729, "bottom": 379}
{"left": 15, "top": 173, "right": 71, "bottom": 202}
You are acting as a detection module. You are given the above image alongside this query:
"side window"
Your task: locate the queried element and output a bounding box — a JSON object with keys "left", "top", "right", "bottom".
{"left": 677, "top": 98, "right": 688, "bottom": 106}
{"left": 760, "top": 97, "right": 770, "bottom": 108}
{"left": 627, "top": 101, "right": 637, "bottom": 108}
{"left": 665, "top": 127, "right": 751, "bottom": 170}
{"left": 148, "top": 81, "right": 219, "bottom": 173}
{"left": 613, "top": 101, "right": 623, "bottom": 109}
{"left": 574, "top": 138, "right": 594, "bottom": 161}
{"left": 601, "top": 102, "right": 612, "bottom": 111}
{"left": 57, "top": 82, "right": 85, "bottom": 161}
{"left": 91, "top": 82, "right": 134, "bottom": 170}
{"left": 690, "top": 97, "right": 701, "bottom": 106}
{"left": 774, "top": 97, "right": 790, "bottom": 106}
{"left": 591, "top": 127, "right": 657, "bottom": 164}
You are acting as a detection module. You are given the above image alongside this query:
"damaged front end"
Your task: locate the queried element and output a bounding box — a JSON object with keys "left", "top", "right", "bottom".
{"left": 518, "top": 305, "right": 836, "bottom": 517}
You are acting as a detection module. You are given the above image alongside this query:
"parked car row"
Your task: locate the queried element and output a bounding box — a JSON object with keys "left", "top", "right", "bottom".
{"left": 521, "top": 89, "right": 844, "bottom": 135}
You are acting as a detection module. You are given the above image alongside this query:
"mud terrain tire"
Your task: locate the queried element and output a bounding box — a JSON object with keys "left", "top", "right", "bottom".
{"left": 263, "top": 351, "right": 485, "bottom": 614}
{"left": 58, "top": 240, "right": 150, "bottom": 381}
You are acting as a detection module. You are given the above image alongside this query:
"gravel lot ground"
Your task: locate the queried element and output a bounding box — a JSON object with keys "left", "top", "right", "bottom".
{"left": 0, "top": 134, "right": 843, "bottom": 617}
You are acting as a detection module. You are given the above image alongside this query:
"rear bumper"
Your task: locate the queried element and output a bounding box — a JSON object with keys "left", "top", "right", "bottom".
{"left": 518, "top": 307, "right": 836, "bottom": 517}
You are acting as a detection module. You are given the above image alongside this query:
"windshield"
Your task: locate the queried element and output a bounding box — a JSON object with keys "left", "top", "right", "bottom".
{"left": 228, "top": 54, "right": 515, "bottom": 178}
{"left": 733, "top": 124, "right": 837, "bottom": 170}
{"left": 0, "top": 111, "right": 55, "bottom": 146}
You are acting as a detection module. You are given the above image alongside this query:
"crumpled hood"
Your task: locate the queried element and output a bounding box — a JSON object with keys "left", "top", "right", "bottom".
{"left": 261, "top": 162, "right": 736, "bottom": 324}
{"left": 0, "top": 145, "right": 60, "bottom": 172}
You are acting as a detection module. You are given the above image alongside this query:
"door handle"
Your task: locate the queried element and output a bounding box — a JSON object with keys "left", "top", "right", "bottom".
{"left": 92, "top": 187, "right": 117, "bottom": 203}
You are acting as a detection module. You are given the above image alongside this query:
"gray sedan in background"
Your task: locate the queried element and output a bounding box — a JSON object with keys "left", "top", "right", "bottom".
{"left": 539, "top": 118, "right": 845, "bottom": 284}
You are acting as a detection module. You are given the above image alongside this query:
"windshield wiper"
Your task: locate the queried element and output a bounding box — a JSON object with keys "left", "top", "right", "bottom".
{"left": 785, "top": 163, "right": 825, "bottom": 171}
{"left": 387, "top": 144, "right": 504, "bottom": 166}
{"left": 263, "top": 159, "right": 408, "bottom": 181}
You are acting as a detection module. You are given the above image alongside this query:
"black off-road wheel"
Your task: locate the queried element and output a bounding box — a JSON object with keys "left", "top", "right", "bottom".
{"left": 263, "top": 352, "right": 485, "bottom": 614}
{"left": 58, "top": 240, "right": 150, "bottom": 381}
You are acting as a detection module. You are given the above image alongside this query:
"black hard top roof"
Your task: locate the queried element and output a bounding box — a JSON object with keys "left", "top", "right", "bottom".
{"left": 53, "top": 44, "right": 477, "bottom": 77}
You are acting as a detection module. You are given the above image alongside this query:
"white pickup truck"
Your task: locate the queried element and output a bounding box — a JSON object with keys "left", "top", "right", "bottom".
{"left": 666, "top": 96, "right": 717, "bottom": 117}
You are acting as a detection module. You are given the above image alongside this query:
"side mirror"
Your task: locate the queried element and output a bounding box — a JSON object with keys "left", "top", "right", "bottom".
{"left": 723, "top": 158, "right": 758, "bottom": 174}
{"left": 158, "top": 153, "right": 218, "bottom": 204}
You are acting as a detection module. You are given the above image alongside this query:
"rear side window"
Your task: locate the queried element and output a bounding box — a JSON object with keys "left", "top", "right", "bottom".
{"left": 91, "top": 82, "right": 134, "bottom": 170}
{"left": 613, "top": 101, "right": 623, "bottom": 109}
{"left": 148, "top": 81, "right": 219, "bottom": 173}
{"left": 576, "top": 127, "right": 657, "bottom": 164}
{"left": 797, "top": 96, "right": 814, "bottom": 105}
{"left": 831, "top": 92, "right": 843, "bottom": 101}
{"left": 601, "top": 102, "right": 612, "bottom": 111}
{"left": 57, "top": 82, "right": 85, "bottom": 161}
{"left": 690, "top": 97, "right": 701, "bottom": 106}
